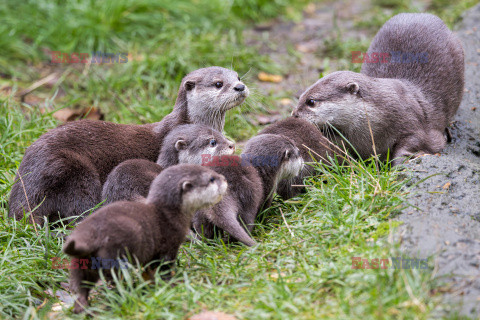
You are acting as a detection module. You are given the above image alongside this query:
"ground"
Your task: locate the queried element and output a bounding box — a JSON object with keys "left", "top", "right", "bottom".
{"left": 398, "top": 6, "right": 480, "bottom": 316}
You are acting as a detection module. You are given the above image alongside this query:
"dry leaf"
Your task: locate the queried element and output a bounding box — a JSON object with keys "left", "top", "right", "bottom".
{"left": 295, "top": 41, "right": 318, "bottom": 53}
{"left": 258, "top": 72, "right": 283, "bottom": 83}
{"left": 83, "top": 107, "right": 104, "bottom": 121}
{"left": 442, "top": 182, "right": 451, "bottom": 190}
{"left": 53, "top": 107, "right": 104, "bottom": 122}
{"left": 24, "top": 95, "right": 44, "bottom": 106}
{"left": 127, "top": 53, "right": 145, "bottom": 62}
{"left": 189, "top": 311, "right": 238, "bottom": 320}
{"left": 53, "top": 109, "right": 77, "bottom": 122}
{"left": 0, "top": 85, "right": 12, "bottom": 95}
{"left": 304, "top": 3, "right": 316, "bottom": 15}
{"left": 280, "top": 98, "right": 293, "bottom": 106}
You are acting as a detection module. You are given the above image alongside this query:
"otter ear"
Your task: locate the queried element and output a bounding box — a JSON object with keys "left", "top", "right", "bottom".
{"left": 182, "top": 181, "right": 193, "bottom": 192}
{"left": 185, "top": 80, "right": 195, "bottom": 91}
{"left": 346, "top": 82, "right": 360, "bottom": 95}
{"left": 284, "top": 150, "right": 291, "bottom": 159}
{"left": 175, "top": 139, "right": 187, "bottom": 151}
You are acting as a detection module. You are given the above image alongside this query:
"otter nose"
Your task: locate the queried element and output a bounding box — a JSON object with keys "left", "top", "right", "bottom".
{"left": 229, "top": 143, "right": 235, "bottom": 151}
{"left": 291, "top": 109, "right": 299, "bottom": 118}
{"left": 234, "top": 84, "right": 245, "bottom": 92}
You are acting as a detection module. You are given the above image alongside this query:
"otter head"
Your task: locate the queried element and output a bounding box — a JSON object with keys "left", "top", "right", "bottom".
{"left": 292, "top": 71, "right": 371, "bottom": 139}
{"left": 147, "top": 164, "right": 227, "bottom": 215}
{"left": 176, "top": 67, "right": 249, "bottom": 131}
{"left": 157, "top": 124, "right": 235, "bottom": 167}
{"left": 242, "top": 134, "right": 304, "bottom": 183}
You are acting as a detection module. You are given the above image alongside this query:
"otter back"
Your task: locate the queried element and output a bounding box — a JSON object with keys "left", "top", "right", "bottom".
{"left": 259, "top": 117, "right": 341, "bottom": 199}
{"left": 361, "top": 13, "right": 464, "bottom": 126}
{"left": 63, "top": 164, "right": 227, "bottom": 313}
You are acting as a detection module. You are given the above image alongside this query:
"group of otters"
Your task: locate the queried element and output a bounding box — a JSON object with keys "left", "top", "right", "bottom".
{"left": 8, "top": 14, "right": 464, "bottom": 313}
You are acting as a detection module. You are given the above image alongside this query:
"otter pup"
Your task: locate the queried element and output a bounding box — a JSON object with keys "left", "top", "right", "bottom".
{"left": 193, "top": 134, "right": 304, "bottom": 246}
{"left": 101, "top": 124, "right": 235, "bottom": 204}
{"left": 63, "top": 164, "right": 227, "bottom": 313}
{"left": 9, "top": 67, "right": 248, "bottom": 224}
{"left": 292, "top": 13, "right": 464, "bottom": 164}
{"left": 258, "top": 117, "right": 342, "bottom": 199}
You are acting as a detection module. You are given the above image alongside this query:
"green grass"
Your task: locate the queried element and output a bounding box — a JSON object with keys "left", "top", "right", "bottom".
{"left": 0, "top": 100, "right": 439, "bottom": 318}
{"left": 0, "top": 0, "right": 465, "bottom": 318}
{"left": 0, "top": 94, "right": 440, "bottom": 318}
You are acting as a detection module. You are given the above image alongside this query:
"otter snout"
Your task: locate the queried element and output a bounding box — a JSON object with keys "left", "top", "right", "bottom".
{"left": 233, "top": 81, "right": 249, "bottom": 99}
{"left": 234, "top": 84, "right": 245, "bottom": 92}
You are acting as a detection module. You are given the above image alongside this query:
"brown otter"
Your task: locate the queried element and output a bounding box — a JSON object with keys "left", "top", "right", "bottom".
{"left": 63, "top": 164, "right": 227, "bottom": 314}
{"left": 292, "top": 13, "right": 464, "bottom": 165}
{"left": 193, "top": 133, "right": 304, "bottom": 246}
{"left": 9, "top": 67, "right": 248, "bottom": 224}
{"left": 258, "top": 117, "right": 342, "bottom": 199}
{"left": 101, "top": 124, "right": 235, "bottom": 204}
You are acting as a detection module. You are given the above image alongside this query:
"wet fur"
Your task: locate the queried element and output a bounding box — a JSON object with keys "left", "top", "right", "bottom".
{"left": 9, "top": 67, "right": 247, "bottom": 224}
{"left": 63, "top": 164, "right": 227, "bottom": 314}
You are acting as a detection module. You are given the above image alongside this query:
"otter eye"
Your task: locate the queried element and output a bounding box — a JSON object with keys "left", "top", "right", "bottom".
{"left": 209, "top": 139, "right": 217, "bottom": 147}
{"left": 210, "top": 177, "right": 215, "bottom": 183}
{"left": 306, "top": 99, "right": 315, "bottom": 107}
{"left": 237, "top": 76, "right": 241, "bottom": 81}
{"left": 215, "top": 82, "right": 223, "bottom": 88}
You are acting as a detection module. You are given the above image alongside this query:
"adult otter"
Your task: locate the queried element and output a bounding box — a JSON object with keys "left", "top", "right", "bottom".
{"left": 101, "top": 124, "right": 235, "bottom": 204}
{"left": 63, "top": 164, "right": 227, "bottom": 313}
{"left": 193, "top": 134, "right": 304, "bottom": 246}
{"left": 292, "top": 13, "right": 464, "bottom": 164}
{"left": 9, "top": 67, "right": 248, "bottom": 224}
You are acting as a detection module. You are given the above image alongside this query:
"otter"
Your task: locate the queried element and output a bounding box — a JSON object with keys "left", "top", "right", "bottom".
{"left": 193, "top": 134, "right": 304, "bottom": 246}
{"left": 63, "top": 164, "right": 227, "bottom": 314}
{"left": 9, "top": 67, "right": 248, "bottom": 224}
{"left": 258, "top": 117, "right": 342, "bottom": 199}
{"left": 101, "top": 124, "right": 235, "bottom": 204}
{"left": 292, "top": 13, "right": 464, "bottom": 165}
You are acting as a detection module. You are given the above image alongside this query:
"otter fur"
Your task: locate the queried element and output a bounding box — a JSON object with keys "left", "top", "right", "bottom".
{"left": 63, "top": 164, "right": 227, "bottom": 313}
{"left": 101, "top": 124, "right": 235, "bottom": 204}
{"left": 9, "top": 67, "right": 247, "bottom": 224}
{"left": 292, "top": 13, "right": 464, "bottom": 165}
{"left": 193, "top": 134, "right": 304, "bottom": 246}
{"left": 258, "top": 117, "right": 342, "bottom": 199}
